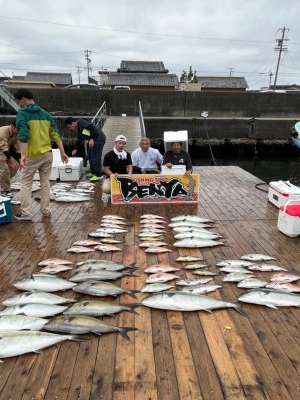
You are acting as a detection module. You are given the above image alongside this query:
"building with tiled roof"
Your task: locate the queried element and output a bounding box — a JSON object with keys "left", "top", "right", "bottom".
{"left": 195, "top": 77, "right": 248, "bottom": 92}
{"left": 25, "top": 72, "right": 73, "bottom": 87}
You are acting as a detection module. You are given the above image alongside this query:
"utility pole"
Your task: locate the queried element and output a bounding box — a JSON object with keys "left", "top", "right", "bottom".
{"left": 76, "top": 66, "right": 82, "bottom": 84}
{"left": 273, "top": 27, "right": 289, "bottom": 90}
{"left": 228, "top": 67, "right": 233, "bottom": 77}
{"left": 268, "top": 71, "right": 273, "bottom": 89}
{"left": 84, "top": 49, "right": 92, "bottom": 82}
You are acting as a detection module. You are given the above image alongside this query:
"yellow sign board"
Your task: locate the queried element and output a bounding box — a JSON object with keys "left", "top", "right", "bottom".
{"left": 111, "top": 174, "right": 199, "bottom": 204}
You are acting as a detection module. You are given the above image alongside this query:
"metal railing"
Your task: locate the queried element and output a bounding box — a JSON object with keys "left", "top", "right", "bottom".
{"left": 0, "top": 85, "right": 20, "bottom": 112}
{"left": 91, "top": 101, "right": 107, "bottom": 129}
{"left": 138, "top": 101, "right": 146, "bottom": 138}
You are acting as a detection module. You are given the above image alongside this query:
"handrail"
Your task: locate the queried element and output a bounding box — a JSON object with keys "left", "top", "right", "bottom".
{"left": 138, "top": 101, "right": 146, "bottom": 138}
{"left": 0, "top": 85, "right": 20, "bottom": 112}
{"left": 92, "top": 101, "right": 107, "bottom": 129}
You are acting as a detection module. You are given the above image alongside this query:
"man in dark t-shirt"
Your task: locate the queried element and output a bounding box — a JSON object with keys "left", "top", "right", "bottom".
{"left": 162, "top": 141, "right": 193, "bottom": 176}
{"left": 102, "top": 135, "right": 133, "bottom": 193}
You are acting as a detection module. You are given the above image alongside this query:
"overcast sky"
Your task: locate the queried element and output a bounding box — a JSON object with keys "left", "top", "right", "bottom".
{"left": 1, "top": 0, "right": 299, "bottom": 89}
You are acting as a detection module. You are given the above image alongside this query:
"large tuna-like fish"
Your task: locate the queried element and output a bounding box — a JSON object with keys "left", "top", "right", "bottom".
{"left": 170, "top": 215, "right": 214, "bottom": 223}
{"left": 238, "top": 288, "right": 300, "bottom": 308}
{"left": 0, "top": 303, "right": 68, "bottom": 318}
{"left": 69, "top": 269, "right": 136, "bottom": 282}
{"left": 142, "top": 291, "right": 246, "bottom": 315}
{"left": 0, "top": 331, "right": 85, "bottom": 359}
{"left": 72, "top": 280, "right": 139, "bottom": 298}
{"left": 173, "top": 238, "right": 225, "bottom": 248}
{"left": 14, "top": 275, "right": 76, "bottom": 292}
{"left": 63, "top": 300, "right": 140, "bottom": 316}
{"left": 240, "top": 254, "right": 277, "bottom": 261}
{"left": 0, "top": 315, "right": 48, "bottom": 331}
{"left": 3, "top": 292, "right": 76, "bottom": 306}
{"left": 44, "top": 315, "right": 138, "bottom": 341}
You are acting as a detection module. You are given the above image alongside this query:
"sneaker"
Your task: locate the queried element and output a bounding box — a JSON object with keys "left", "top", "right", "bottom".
{"left": 14, "top": 214, "right": 31, "bottom": 221}
{"left": 90, "top": 175, "right": 101, "bottom": 181}
{"left": 86, "top": 173, "right": 94, "bottom": 177}
{"left": 1, "top": 191, "right": 14, "bottom": 198}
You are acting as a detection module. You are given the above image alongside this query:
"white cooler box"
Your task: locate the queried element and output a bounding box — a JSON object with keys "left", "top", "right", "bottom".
{"left": 33, "top": 149, "right": 61, "bottom": 181}
{"left": 58, "top": 157, "right": 83, "bottom": 181}
{"left": 164, "top": 130, "right": 188, "bottom": 152}
{"left": 161, "top": 165, "right": 186, "bottom": 175}
{"left": 277, "top": 197, "right": 300, "bottom": 237}
{"left": 268, "top": 180, "right": 300, "bottom": 208}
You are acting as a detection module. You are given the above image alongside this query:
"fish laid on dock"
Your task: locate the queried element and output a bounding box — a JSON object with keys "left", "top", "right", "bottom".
{"left": 270, "top": 273, "right": 300, "bottom": 283}
{"left": 44, "top": 315, "right": 138, "bottom": 341}
{"left": 39, "top": 264, "right": 74, "bottom": 274}
{"left": 240, "top": 254, "right": 277, "bottom": 261}
{"left": 238, "top": 288, "right": 300, "bottom": 308}
{"left": 0, "top": 304, "right": 68, "bottom": 318}
{"left": 171, "top": 215, "right": 214, "bottom": 223}
{"left": 141, "top": 283, "right": 175, "bottom": 293}
{"left": 63, "top": 300, "right": 140, "bottom": 316}
{"left": 175, "top": 278, "right": 214, "bottom": 286}
{"left": 144, "top": 265, "right": 179, "bottom": 273}
{"left": 145, "top": 247, "right": 173, "bottom": 253}
{"left": 175, "top": 256, "right": 205, "bottom": 262}
{"left": 14, "top": 275, "right": 76, "bottom": 292}
{"left": 265, "top": 282, "right": 300, "bottom": 292}
{"left": 173, "top": 238, "right": 225, "bottom": 248}
{"left": 72, "top": 280, "right": 139, "bottom": 298}
{"left": 3, "top": 292, "right": 76, "bottom": 306}
{"left": 145, "top": 273, "right": 181, "bottom": 283}
{"left": 69, "top": 269, "right": 136, "bottom": 282}
{"left": 0, "top": 331, "right": 86, "bottom": 360}
{"left": 247, "top": 264, "right": 288, "bottom": 272}
{"left": 237, "top": 278, "right": 268, "bottom": 289}
{"left": 67, "top": 246, "right": 95, "bottom": 253}
{"left": 38, "top": 258, "right": 73, "bottom": 266}
{"left": 0, "top": 315, "right": 48, "bottom": 331}
{"left": 178, "top": 284, "right": 223, "bottom": 295}
{"left": 142, "top": 291, "right": 246, "bottom": 315}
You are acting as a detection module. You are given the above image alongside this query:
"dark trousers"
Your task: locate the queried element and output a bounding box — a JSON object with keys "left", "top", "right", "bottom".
{"left": 88, "top": 132, "right": 106, "bottom": 176}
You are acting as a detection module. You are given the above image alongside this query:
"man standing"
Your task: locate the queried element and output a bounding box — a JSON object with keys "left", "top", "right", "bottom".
{"left": 131, "top": 137, "right": 163, "bottom": 174}
{"left": 102, "top": 135, "right": 133, "bottom": 193}
{"left": 0, "top": 121, "right": 20, "bottom": 197}
{"left": 13, "top": 88, "right": 68, "bottom": 221}
{"left": 162, "top": 141, "right": 193, "bottom": 176}
{"left": 65, "top": 117, "right": 106, "bottom": 181}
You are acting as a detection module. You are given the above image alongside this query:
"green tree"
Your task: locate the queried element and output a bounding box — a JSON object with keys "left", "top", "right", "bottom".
{"left": 180, "top": 67, "right": 198, "bottom": 83}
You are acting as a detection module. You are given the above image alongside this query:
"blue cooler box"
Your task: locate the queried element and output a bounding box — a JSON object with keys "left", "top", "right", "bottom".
{"left": 0, "top": 197, "right": 12, "bottom": 224}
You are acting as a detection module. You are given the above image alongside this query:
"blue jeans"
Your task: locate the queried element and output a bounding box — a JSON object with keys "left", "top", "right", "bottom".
{"left": 88, "top": 132, "right": 106, "bottom": 176}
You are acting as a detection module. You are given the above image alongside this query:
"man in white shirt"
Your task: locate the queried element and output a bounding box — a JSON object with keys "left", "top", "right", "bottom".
{"left": 132, "top": 137, "right": 163, "bottom": 174}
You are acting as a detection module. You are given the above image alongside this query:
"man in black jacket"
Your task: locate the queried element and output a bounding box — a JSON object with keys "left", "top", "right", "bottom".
{"left": 65, "top": 117, "right": 106, "bottom": 180}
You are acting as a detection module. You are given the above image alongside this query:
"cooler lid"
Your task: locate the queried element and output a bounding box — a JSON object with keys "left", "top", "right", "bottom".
{"left": 280, "top": 204, "right": 300, "bottom": 216}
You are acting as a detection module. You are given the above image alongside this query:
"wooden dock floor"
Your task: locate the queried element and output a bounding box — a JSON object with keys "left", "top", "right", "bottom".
{"left": 0, "top": 166, "right": 299, "bottom": 400}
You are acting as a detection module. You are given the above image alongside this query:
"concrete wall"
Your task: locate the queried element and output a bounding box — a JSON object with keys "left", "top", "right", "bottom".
{"left": 2, "top": 89, "right": 300, "bottom": 141}
{"left": 4, "top": 88, "right": 300, "bottom": 118}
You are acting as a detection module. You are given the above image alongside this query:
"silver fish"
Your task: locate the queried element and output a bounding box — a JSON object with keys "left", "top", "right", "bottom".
{"left": 174, "top": 231, "right": 223, "bottom": 240}
{"left": 63, "top": 300, "right": 140, "bottom": 316}
{"left": 96, "top": 227, "right": 128, "bottom": 234}
{"left": 171, "top": 215, "right": 214, "bottom": 223}
{"left": 216, "top": 260, "right": 255, "bottom": 267}
{"left": 138, "top": 232, "right": 162, "bottom": 238}
{"left": 238, "top": 288, "right": 300, "bottom": 308}
{"left": 72, "top": 280, "right": 139, "bottom": 298}
{"left": 44, "top": 315, "right": 138, "bottom": 341}
{"left": 3, "top": 292, "right": 76, "bottom": 306}
{"left": 178, "top": 284, "right": 223, "bottom": 294}
{"left": 75, "top": 261, "right": 136, "bottom": 272}
{"left": 139, "top": 241, "right": 169, "bottom": 248}
{"left": 14, "top": 275, "right": 76, "bottom": 292}
{"left": 69, "top": 269, "right": 136, "bottom": 282}
{"left": 192, "top": 270, "right": 218, "bottom": 276}
{"left": 99, "top": 238, "right": 123, "bottom": 244}
{"left": 175, "top": 278, "right": 214, "bottom": 286}
{"left": 222, "top": 273, "right": 254, "bottom": 282}
{"left": 102, "top": 214, "right": 125, "bottom": 220}
{"left": 237, "top": 278, "right": 268, "bottom": 289}
{"left": 247, "top": 264, "right": 288, "bottom": 272}
{"left": 142, "top": 291, "right": 246, "bottom": 315}
{"left": 240, "top": 254, "right": 277, "bottom": 261}
{"left": 0, "top": 315, "right": 48, "bottom": 331}
{"left": 141, "top": 214, "right": 165, "bottom": 219}
{"left": 173, "top": 238, "right": 225, "bottom": 248}
{"left": 141, "top": 283, "right": 175, "bottom": 293}
{"left": 88, "top": 231, "right": 114, "bottom": 238}
{"left": 0, "top": 303, "right": 68, "bottom": 318}
{"left": 55, "top": 194, "right": 92, "bottom": 202}
{"left": 144, "top": 247, "right": 173, "bottom": 253}
{"left": 169, "top": 221, "right": 212, "bottom": 229}
{"left": 220, "top": 266, "right": 253, "bottom": 274}
{"left": 0, "top": 331, "right": 85, "bottom": 359}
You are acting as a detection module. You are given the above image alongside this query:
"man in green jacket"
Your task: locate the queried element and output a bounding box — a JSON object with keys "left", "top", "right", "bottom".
{"left": 13, "top": 88, "right": 68, "bottom": 221}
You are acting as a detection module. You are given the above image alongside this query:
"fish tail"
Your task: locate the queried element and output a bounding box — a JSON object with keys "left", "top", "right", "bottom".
{"left": 127, "top": 304, "right": 141, "bottom": 315}
{"left": 119, "top": 327, "right": 139, "bottom": 341}
{"left": 127, "top": 290, "right": 140, "bottom": 299}
{"left": 127, "top": 262, "right": 137, "bottom": 269}
{"left": 233, "top": 302, "right": 247, "bottom": 317}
